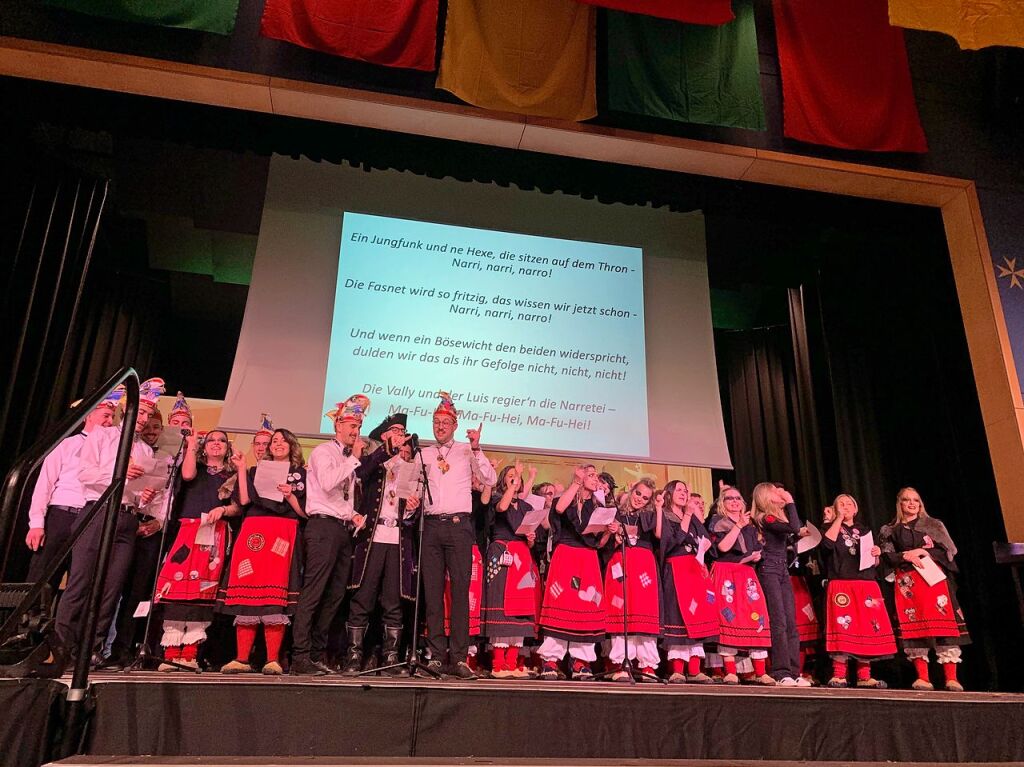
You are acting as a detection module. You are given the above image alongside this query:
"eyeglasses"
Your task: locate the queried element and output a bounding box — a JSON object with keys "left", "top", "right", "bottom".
{"left": 723, "top": 495, "right": 742, "bottom": 501}
{"left": 433, "top": 419, "right": 455, "bottom": 427}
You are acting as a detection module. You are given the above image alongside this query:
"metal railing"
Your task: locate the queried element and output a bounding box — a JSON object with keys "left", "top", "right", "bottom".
{"left": 0, "top": 366, "right": 139, "bottom": 754}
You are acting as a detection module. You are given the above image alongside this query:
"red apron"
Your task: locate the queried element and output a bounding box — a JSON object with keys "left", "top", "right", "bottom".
{"left": 221, "top": 516, "right": 299, "bottom": 612}
{"left": 155, "top": 518, "right": 228, "bottom": 604}
{"left": 791, "top": 574, "right": 820, "bottom": 643}
{"left": 825, "top": 579, "right": 897, "bottom": 657}
{"left": 711, "top": 561, "right": 771, "bottom": 648}
{"left": 893, "top": 568, "right": 962, "bottom": 640}
{"left": 668, "top": 555, "right": 720, "bottom": 640}
{"left": 445, "top": 544, "right": 483, "bottom": 636}
{"left": 604, "top": 547, "right": 660, "bottom": 635}
{"left": 539, "top": 544, "right": 605, "bottom": 642}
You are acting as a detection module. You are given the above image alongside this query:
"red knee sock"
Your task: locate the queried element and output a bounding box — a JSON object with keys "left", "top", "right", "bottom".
{"left": 264, "top": 624, "right": 285, "bottom": 663}
{"left": 180, "top": 643, "right": 198, "bottom": 661}
{"left": 492, "top": 646, "right": 507, "bottom": 671}
{"left": 163, "top": 646, "right": 181, "bottom": 660}
{"left": 670, "top": 659, "right": 685, "bottom": 676}
{"left": 856, "top": 660, "right": 871, "bottom": 681}
{"left": 467, "top": 654, "right": 478, "bottom": 671}
{"left": 504, "top": 646, "right": 519, "bottom": 670}
{"left": 235, "top": 624, "right": 257, "bottom": 663}
{"left": 753, "top": 657, "right": 767, "bottom": 677}
{"left": 688, "top": 656, "right": 702, "bottom": 676}
{"left": 913, "top": 657, "right": 930, "bottom": 682}
{"left": 832, "top": 658, "right": 847, "bottom": 680}
{"left": 723, "top": 656, "right": 737, "bottom": 676}
{"left": 943, "top": 663, "right": 959, "bottom": 684}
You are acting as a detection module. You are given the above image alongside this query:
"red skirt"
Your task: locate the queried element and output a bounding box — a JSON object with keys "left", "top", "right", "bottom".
{"left": 539, "top": 544, "right": 605, "bottom": 642}
{"left": 710, "top": 561, "right": 771, "bottom": 649}
{"left": 445, "top": 544, "right": 483, "bottom": 637}
{"left": 481, "top": 539, "right": 538, "bottom": 639}
{"left": 825, "top": 579, "right": 897, "bottom": 658}
{"left": 662, "top": 555, "right": 719, "bottom": 643}
{"left": 155, "top": 518, "right": 229, "bottom": 621}
{"left": 894, "top": 567, "right": 968, "bottom": 641}
{"left": 604, "top": 547, "right": 661, "bottom": 636}
{"left": 219, "top": 515, "right": 300, "bottom": 615}
{"left": 791, "top": 574, "right": 821, "bottom": 644}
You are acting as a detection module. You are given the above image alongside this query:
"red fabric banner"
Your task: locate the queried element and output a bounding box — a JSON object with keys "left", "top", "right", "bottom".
{"left": 772, "top": 0, "right": 927, "bottom": 153}
{"left": 260, "top": 0, "right": 439, "bottom": 72}
{"left": 574, "top": 0, "right": 733, "bottom": 25}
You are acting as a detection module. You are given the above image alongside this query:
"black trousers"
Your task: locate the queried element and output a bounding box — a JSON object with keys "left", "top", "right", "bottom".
{"left": 109, "top": 529, "right": 162, "bottom": 659}
{"left": 349, "top": 541, "right": 402, "bottom": 629}
{"left": 27, "top": 505, "right": 82, "bottom": 597}
{"left": 422, "top": 515, "right": 474, "bottom": 664}
{"left": 291, "top": 516, "right": 353, "bottom": 659}
{"left": 55, "top": 505, "right": 139, "bottom": 655}
{"left": 761, "top": 566, "right": 800, "bottom": 680}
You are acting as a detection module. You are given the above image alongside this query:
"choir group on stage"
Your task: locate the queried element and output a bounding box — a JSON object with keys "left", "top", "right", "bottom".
{"left": 27, "top": 378, "right": 970, "bottom": 690}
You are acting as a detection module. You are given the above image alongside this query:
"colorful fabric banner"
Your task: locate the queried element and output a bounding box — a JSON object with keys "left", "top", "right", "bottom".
{"left": 44, "top": 0, "right": 240, "bottom": 35}
{"left": 605, "top": 0, "right": 764, "bottom": 130}
{"left": 575, "top": 0, "right": 733, "bottom": 25}
{"left": 889, "top": 0, "right": 1024, "bottom": 50}
{"left": 260, "top": 0, "right": 439, "bottom": 71}
{"left": 773, "top": 0, "right": 927, "bottom": 153}
{"left": 437, "top": 0, "right": 597, "bottom": 122}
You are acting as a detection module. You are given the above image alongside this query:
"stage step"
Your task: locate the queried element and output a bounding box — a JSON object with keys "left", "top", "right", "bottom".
{"left": 48, "top": 761, "right": 1024, "bottom": 767}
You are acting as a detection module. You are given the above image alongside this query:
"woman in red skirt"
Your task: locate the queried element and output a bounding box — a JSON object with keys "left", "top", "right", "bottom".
{"left": 657, "top": 480, "right": 718, "bottom": 683}
{"left": 482, "top": 464, "right": 540, "bottom": 678}
{"left": 820, "top": 494, "right": 896, "bottom": 688}
{"left": 219, "top": 429, "right": 306, "bottom": 675}
{"left": 879, "top": 487, "right": 970, "bottom": 691}
{"left": 154, "top": 429, "right": 236, "bottom": 671}
{"left": 537, "top": 464, "right": 617, "bottom": 681}
{"left": 604, "top": 478, "right": 661, "bottom": 682}
{"left": 708, "top": 485, "right": 773, "bottom": 685}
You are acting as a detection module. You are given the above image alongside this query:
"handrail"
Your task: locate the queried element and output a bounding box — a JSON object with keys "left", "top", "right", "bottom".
{"left": 0, "top": 366, "right": 139, "bottom": 575}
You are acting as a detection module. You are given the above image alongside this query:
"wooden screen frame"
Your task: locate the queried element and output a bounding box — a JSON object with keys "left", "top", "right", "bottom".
{"left": 2, "top": 36, "right": 1020, "bottom": 537}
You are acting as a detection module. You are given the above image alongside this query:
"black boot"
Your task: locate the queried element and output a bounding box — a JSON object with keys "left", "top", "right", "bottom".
{"left": 382, "top": 625, "right": 403, "bottom": 676}
{"left": 343, "top": 624, "right": 366, "bottom": 676}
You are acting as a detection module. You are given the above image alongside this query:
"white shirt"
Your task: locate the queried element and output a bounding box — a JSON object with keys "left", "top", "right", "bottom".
{"left": 417, "top": 441, "right": 497, "bottom": 515}
{"left": 28, "top": 432, "right": 88, "bottom": 529}
{"left": 78, "top": 425, "right": 157, "bottom": 508}
{"left": 306, "top": 439, "right": 361, "bottom": 521}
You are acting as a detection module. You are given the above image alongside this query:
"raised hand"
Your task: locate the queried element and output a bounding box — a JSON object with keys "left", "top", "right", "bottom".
{"left": 231, "top": 450, "right": 247, "bottom": 471}
{"left": 654, "top": 492, "right": 665, "bottom": 511}
{"left": 466, "top": 423, "right": 483, "bottom": 449}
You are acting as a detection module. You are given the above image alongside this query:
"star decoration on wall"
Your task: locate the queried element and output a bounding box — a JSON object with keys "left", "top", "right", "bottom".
{"left": 997, "top": 257, "right": 1024, "bottom": 289}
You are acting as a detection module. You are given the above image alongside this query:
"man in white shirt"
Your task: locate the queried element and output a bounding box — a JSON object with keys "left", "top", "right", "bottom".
{"left": 291, "top": 394, "right": 371, "bottom": 676}
{"left": 25, "top": 395, "right": 119, "bottom": 595}
{"left": 417, "top": 392, "right": 496, "bottom": 679}
{"left": 55, "top": 377, "right": 167, "bottom": 666}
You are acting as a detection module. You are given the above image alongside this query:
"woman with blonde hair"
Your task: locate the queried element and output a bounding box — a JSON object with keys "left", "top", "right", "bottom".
{"left": 820, "top": 494, "right": 895, "bottom": 688}
{"left": 707, "top": 485, "right": 773, "bottom": 684}
{"left": 750, "top": 482, "right": 806, "bottom": 686}
{"left": 879, "top": 487, "right": 970, "bottom": 691}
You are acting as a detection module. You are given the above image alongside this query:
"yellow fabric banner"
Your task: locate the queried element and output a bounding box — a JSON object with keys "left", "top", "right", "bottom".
{"left": 437, "top": 0, "right": 597, "bottom": 121}
{"left": 889, "top": 0, "right": 1024, "bottom": 50}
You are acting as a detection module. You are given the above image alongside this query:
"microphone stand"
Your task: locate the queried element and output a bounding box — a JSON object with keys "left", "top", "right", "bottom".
{"left": 361, "top": 437, "right": 439, "bottom": 679}
{"left": 125, "top": 432, "right": 197, "bottom": 673}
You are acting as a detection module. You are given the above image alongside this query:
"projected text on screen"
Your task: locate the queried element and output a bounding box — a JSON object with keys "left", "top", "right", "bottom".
{"left": 322, "top": 212, "right": 650, "bottom": 457}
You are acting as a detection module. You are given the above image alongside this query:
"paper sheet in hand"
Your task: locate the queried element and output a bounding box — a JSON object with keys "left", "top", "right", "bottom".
{"left": 583, "top": 506, "right": 617, "bottom": 535}
{"left": 859, "top": 531, "right": 876, "bottom": 571}
{"left": 525, "top": 494, "right": 547, "bottom": 512}
{"left": 797, "top": 521, "right": 823, "bottom": 554}
{"left": 126, "top": 454, "right": 165, "bottom": 497}
{"left": 194, "top": 512, "right": 216, "bottom": 546}
{"left": 395, "top": 460, "right": 422, "bottom": 500}
{"left": 254, "top": 460, "right": 290, "bottom": 502}
{"left": 515, "top": 507, "right": 548, "bottom": 536}
{"left": 593, "top": 489, "right": 607, "bottom": 507}
{"left": 157, "top": 426, "right": 186, "bottom": 455}
{"left": 696, "top": 536, "right": 712, "bottom": 567}
{"left": 915, "top": 552, "right": 947, "bottom": 586}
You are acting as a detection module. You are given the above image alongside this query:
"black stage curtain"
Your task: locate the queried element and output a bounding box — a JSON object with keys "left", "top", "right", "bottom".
{"left": 714, "top": 292, "right": 829, "bottom": 516}
{"left": 0, "top": 154, "right": 170, "bottom": 579}
{"left": 86, "top": 680, "right": 1024, "bottom": 761}
{"left": 0, "top": 680, "right": 66, "bottom": 767}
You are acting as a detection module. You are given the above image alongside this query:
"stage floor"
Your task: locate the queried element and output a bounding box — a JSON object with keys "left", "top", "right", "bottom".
{"left": 49, "top": 672, "right": 1024, "bottom": 763}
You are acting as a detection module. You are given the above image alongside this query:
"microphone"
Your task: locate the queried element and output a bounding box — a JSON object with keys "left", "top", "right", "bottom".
{"left": 180, "top": 427, "right": 193, "bottom": 437}
{"left": 408, "top": 433, "right": 420, "bottom": 454}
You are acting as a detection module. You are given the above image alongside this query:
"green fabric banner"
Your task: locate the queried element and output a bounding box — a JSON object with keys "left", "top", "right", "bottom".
{"left": 45, "top": 0, "right": 240, "bottom": 35}
{"left": 606, "top": 0, "right": 765, "bottom": 130}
